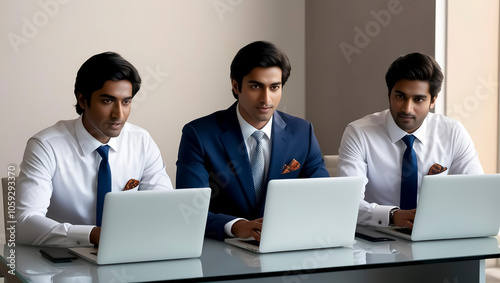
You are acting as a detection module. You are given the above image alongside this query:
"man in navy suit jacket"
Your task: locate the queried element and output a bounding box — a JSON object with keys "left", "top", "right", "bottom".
{"left": 176, "top": 41, "right": 329, "bottom": 241}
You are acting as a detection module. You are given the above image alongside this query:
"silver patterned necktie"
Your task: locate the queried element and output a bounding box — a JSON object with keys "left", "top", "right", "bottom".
{"left": 251, "top": 130, "right": 265, "bottom": 205}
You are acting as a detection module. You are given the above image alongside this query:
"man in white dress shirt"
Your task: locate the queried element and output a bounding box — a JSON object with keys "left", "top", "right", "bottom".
{"left": 16, "top": 52, "right": 173, "bottom": 247}
{"left": 338, "top": 53, "right": 483, "bottom": 229}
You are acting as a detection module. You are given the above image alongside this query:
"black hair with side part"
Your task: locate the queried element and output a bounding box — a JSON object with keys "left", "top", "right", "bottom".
{"left": 385, "top": 53, "right": 443, "bottom": 100}
{"left": 74, "top": 52, "right": 141, "bottom": 114}
{"left": 230, "top": 41, "right": 291, "bottom": 99}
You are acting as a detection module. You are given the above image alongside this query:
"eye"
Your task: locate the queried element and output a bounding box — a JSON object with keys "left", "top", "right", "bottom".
{"left": 103, "top": 99, "right": 113, "bottom": 104}
{"left": 123, "top": 99, "right": 132, "bottom": 105}
{"left": 250, "top": 85, "right": 260, "bottom": 89}
{"left": 395, "top": 94, "right": 404, "bottom": 99}
{"left": 414, "top": 97, "right": 425, "bottom": 102}
{"left": 270, "top": 85, "right": 281, "bottom": 91}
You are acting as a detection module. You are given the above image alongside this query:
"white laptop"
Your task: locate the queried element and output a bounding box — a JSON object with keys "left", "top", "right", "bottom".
{"left": 225, "top": 176, "right": 364, "bottom": 253}
{"left": 70, "top": 188, "right": 210, "bottom": 265}
{"left": 377, "top": 174, "right": 500, "bottom": 241}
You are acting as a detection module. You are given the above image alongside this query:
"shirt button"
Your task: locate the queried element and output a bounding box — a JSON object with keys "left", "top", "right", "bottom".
{"left": 76, "top": 241, "right": 81, "bottom": 245}
{"left": 378, "top": 220, "right": 382, "bottom": 225}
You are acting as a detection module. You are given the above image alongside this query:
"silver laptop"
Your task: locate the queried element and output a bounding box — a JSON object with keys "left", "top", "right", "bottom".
{"left": 225, "top": 176, "right": 364, "bottom": 253}
{"left": 70, "top": 188, "right": 210, "bottom": 265}
{"left": 377, "top": 174, "right": 500, "bottom": 241}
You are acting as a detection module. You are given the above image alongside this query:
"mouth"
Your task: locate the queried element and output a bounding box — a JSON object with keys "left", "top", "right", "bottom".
{"left": 107, "top": 122, "right": 123, "bottom": 129}
{"left": 257, "top": 106, "right": 273, "bottom": 114}
{"left": 398, "top": 114, "right": 415, "bottom": 122}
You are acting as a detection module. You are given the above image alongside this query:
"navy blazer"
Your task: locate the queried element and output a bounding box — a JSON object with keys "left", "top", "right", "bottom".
{"left": 176, "top": 102, "right": 329, "bottom": 240}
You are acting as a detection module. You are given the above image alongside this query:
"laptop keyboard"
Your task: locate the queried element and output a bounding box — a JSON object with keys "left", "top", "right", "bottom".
{"left": 395, "top": 228, "right": 413, "bottom": 235}
{"left": 240, "top": 240, "right": 260, "bottom": 246}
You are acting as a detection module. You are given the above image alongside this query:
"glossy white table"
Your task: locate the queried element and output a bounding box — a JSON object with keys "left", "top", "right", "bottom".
{"left": 3, "top": 229, "right": 499, "bottom": 282}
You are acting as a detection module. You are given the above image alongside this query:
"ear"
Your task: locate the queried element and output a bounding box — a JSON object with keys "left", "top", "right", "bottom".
{"left": 77, "top": 93, "right": 88, "bottom": 110}
{"left": 430, "top": 95, "right": 437, "bottom": 109}
{"left": 231, "top": 79, "right": 240, "bottom": 96}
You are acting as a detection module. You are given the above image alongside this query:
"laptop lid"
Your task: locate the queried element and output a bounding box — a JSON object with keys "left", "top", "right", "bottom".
{"left": 226, "top": 176, "right": 363, "bottom": 253}
{"left": 72, "top": 188, "right": 210, "bottom": 265}
{"left": 410, "top": 174, "right": 500, "bottom": 241}
{"left": 378, "top": 174, "right": 500, "bottom": 241}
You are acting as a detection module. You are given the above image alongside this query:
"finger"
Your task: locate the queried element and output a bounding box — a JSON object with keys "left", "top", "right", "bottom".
{"left": 253, "top": 230, "right": 261, "bottom": 241}
{"left": 251, "top": 222, "right": 263, "bottom": 230}
{"left": 406, "top": 220, "right": 414, "bottom": 229}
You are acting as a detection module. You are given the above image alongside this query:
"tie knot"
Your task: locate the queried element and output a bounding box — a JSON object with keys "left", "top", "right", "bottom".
{"left": 402, "top": 135, "right": 416, "bottom": 148}
{"left": 96, "top": 145, "right": 110, "bottom": 159}
{"left": 251, "top": 130, "right": 265, "bottom": 143}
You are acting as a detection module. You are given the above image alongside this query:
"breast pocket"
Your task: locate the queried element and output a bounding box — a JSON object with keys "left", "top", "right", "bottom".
{"left": 426, "top": 163, "right": 449, "bottom": 176}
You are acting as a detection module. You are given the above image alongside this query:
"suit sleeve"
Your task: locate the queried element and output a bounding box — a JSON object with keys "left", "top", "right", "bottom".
{"left": 299, "top": 123, "right": 329, "bottom": 178}
{"left": 176, "top": 124, "right": 236, "bottom": 240}
{"left": 176, "top": 123, "right": 210, "bottom": 188}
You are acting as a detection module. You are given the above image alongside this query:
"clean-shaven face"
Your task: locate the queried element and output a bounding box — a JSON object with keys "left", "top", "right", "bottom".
{"left": 233, "top": 66, "right": 282, "bottom": 129}
{"left": 79, "top": 80, "right": 133, "bottom": 143}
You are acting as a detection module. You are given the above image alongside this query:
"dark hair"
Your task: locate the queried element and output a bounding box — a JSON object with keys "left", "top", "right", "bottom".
{"left": 385, "top": 53, "right": 443, "bottom": 100}
{"left": 230, "top": 41, "right": 291, "bottom": 99}
{"left": 74, "top": 52, "right": 141, "bottom": 114}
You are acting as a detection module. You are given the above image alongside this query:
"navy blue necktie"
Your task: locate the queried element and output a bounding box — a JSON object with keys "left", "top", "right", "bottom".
{"left": 400, "top": 135, "right": 418, "bottom": 210}
{"left": 96, "top": 145, "right": 111, "bottom": 227}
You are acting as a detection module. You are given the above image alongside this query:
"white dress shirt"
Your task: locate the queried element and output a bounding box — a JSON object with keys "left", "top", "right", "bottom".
{"left": 338, "top": 109, "right": 483, "bottom": 227}
{"left": 16, "top": 115, "right": 173, "bottom": 247}
{"left": 223, "top": 103, "right": 273, "bottom": 236}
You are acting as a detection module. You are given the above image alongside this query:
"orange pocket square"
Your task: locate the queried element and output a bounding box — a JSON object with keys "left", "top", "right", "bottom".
{"left": 428, "top": 163, "right": 447, "bottom": 175}
{"left": 123, "top": 179, "right": 140, "bottom": 191}
{"left": 281, "top": 159, "right": 300, "bottom": 174}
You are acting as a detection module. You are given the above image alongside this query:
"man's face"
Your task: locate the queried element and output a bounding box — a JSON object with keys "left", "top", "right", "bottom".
{"left": 233, "top": 66, "right": 282, "bottom": 129}
{"left": 389, "top": 79, "right": 436, "bottom": 133}
{"left": 78, "top": 80, "right": 133, "bottom": 143}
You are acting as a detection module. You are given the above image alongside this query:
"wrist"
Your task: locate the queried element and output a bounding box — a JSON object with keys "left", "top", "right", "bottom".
{"left": 389, "top": 208, "right": 400, "bottom": 225}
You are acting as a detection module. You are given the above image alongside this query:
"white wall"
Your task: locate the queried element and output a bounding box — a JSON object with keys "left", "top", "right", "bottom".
{"left": 0, "top": 0, "right": 306, "bottom": 184}
{"left": 446, "top": 0, "right": 499, "bottom": 173}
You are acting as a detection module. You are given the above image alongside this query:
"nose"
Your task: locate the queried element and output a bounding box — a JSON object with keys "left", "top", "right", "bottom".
{"left": 111, "top": 103, "right": 123, "bottom": 119}
{"left": 260, "top": 88, "right": 272, "bottom": 104}
{"left": 402, "top": 99, "right": 412, "bottom": 114}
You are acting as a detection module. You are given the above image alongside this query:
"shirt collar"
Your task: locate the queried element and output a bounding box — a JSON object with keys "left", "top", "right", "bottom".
{"left": 75, "top": 115, "right": 118, "bottom": 156}
{"left": 236, "top": 102, "right": 273, "bottom": 141}
{"left": 386, "top": 109, "right": 428, "bottom": 145}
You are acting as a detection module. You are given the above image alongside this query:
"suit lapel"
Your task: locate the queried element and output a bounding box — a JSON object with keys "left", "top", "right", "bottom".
{"left": 268, "top": 111, "right": 290, "bottom": 181}
{"left": 219, "top": 103, "right": 257, "bottom": 208}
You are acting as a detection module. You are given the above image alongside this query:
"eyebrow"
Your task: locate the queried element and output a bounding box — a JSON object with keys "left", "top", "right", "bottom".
{"left": 394, "top": 91, "right": 428, "bottom": 98}
{"left": 247, "top": 80, "right": 282, "bottom": 86}
{"left": 98, "top": 94, "right": 134, "bottom": 100}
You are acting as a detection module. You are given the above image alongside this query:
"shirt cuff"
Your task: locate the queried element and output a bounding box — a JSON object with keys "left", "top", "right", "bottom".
{"left": 224, "top": 218, "right": 246, "bottom": 237}
{"left": 67, "top": 225, "right": 95, "bottom": 246}
{"left": 371, "top": 205, "right": 399, "bottom": 227}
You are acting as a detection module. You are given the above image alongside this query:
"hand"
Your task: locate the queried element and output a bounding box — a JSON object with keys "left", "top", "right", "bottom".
{"left": 231, "top": 218, "right": 263, "bottom": 241}
{"left": 393, "top": 209, "right": 416, "bottom": 229}
{"left": 90, "top": 227, "right": 101, "bottom": 245}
